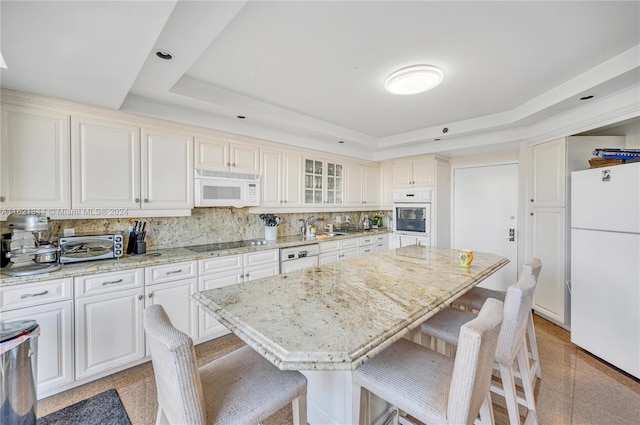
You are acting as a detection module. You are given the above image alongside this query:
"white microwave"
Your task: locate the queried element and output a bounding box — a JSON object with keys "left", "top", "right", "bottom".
{"left": 194, "top": 170, "right": 260, "bottom": 207}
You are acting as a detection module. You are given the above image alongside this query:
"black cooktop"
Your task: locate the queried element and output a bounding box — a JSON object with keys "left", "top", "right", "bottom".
{"left": 185, "top": 240, "right": 269, "bottom": 253}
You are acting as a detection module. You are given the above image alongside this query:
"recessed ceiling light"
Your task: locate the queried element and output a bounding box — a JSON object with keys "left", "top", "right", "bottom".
{"left": 237, "top": 115, "right": 246, "bottom": 119}
{"left": 385, "top": 65, "right": 444, "bottom": 95}
{"left": 580, "top": 95, "right": 594, "bottom": 100}
{"left": 434, "top": 138, "right": 441, "bottom": 141}
{"left": 155, "top": 50, "right": 173, "bottom": 60}
{"left": 338, "top": 140, "right": 345, "bottom": 144}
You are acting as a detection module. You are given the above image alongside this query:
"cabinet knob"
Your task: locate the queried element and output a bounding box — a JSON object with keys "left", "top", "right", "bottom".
{"left": 135, "top": 198, "right": 140, "bottom": 203}
{"left": 148, "top": 293, "right": 153, "bottom": 298}
{"left": 530, "top": 199, "right": 534, "bottom": 202}
{"left": 144, "top": 198, "right": 149, "bottom": 203}
{"left": 240, "top": 274, "right": 244, "bottom": 279}
{"left": 138, "top": 295, "right": 143, "bottom": 301}
{"left": 530, "top": 212, "right": 534, "bottom": 216}
{"left": 232, "top": 163, "right": 237, "bottom": 167}
{"left": 226, "top": 162, "right": 231, "bottom": 167}
{"left": 245, "top": 273, "right": 249, "bottom": 278}
{"left": 283, "top": 200, "right": 287, "bottom": 203}
{"left": 0, "top": 196, "right": 4, "bottom": 202}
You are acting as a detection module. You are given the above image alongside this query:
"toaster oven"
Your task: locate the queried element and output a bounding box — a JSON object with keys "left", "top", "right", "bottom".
{"left": 58, "top": 234, "right": 124, "bottom": 263}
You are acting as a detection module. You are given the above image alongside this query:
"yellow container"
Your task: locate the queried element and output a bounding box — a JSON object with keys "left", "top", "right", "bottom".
{"left": 458, "top": 250, "right": 474, "bottom": 267}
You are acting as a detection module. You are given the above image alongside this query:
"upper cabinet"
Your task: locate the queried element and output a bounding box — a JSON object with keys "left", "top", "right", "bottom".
{"left": 379, "top": 164, "right": 394, "bottom": 209}
{"left": 530, "top": 139, "right": 566, "bottom": 208}
{"left": 345, "top": 163, "right": 379, "bottom": 207}
{"left": 303, "top": 158, "right": 344, "bottom": 206}
{"left": 195, "top": 136, "right": 260, "bottom": 175}
{"left": 260, "top": 148, "right": 303, "bottom": 208}
{"left": 1, "top": 104, "right": 70, "bottom": 209}
{"left": 71, "top": 116, "right": 193, "bottom": 210}
{"left": 393, "top": 158, "right": 435, "bottom": 188}
{"left": 141, "top": 127, "right": 193, "bottom": 210}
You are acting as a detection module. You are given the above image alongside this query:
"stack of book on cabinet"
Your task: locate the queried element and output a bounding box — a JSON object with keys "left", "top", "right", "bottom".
{"left": 589, "top": 148, "right": 640, "bottom": 168}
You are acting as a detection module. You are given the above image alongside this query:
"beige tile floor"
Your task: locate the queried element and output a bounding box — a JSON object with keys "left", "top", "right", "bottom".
{"left": 38, "top": 315, "right": 640, "bottom": 424}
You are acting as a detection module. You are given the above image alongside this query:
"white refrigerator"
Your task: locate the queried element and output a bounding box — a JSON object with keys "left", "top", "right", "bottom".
{"left": 570, "top": 162, "right": 640, "bottom": 378}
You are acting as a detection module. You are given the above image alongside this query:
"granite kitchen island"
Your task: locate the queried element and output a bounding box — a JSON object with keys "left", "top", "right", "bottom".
{"left": 194, "top": 245, "right": 508, "bottom": 424}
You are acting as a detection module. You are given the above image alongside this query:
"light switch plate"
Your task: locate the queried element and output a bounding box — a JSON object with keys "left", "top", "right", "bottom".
{"left": 63, "top": 228, "right": 75, "bottom": 236}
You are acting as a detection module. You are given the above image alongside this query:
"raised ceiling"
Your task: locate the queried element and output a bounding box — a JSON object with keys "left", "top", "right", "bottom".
{"left": 1, "top": 1, "right": 639, "bottom": 160}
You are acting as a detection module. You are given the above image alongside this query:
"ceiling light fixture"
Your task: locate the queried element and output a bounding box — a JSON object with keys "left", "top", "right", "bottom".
{"left": 580, "top": 95, "right": 594, "bottom": 100}
{"left": 385, "top": 65, "right": 443, "bottom": 95}
{"left": 236, "top": 115, "right": 246, "bottom": 119}
{"left": 155, "top": 50, "right": 173, "bottom": 60}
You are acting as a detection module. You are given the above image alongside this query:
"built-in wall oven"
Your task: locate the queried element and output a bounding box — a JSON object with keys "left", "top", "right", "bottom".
{"left": 393, "top": 189, "right": 432, "bottom": 247}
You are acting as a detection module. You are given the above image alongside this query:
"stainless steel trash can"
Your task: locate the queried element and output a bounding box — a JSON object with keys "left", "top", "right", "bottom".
{"left": 0, "top": 320, "right": 40, "bottom": 425}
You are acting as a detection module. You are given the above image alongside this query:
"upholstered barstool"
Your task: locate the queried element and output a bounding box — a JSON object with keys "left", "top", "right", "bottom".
{"left": 421, "top": 264, "right": 540, "bottom": 425}
{"left": 352, "top": 298, "right": 504, "bottom": 425}
{"left": 143, "top": 305, "right": 307, "bottom": 425}
{"left": 453, "top": 258, "right": 542, "bottom": 379}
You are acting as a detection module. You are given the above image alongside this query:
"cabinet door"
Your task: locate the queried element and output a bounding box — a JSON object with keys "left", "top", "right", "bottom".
{"left": 1, "top": 105, "right": 70, "bottom": 208}
{"left": 71, "top": 116, "right": 140, "bottom": 209}
{"left": 530, "top": 208, "right": 566, "bottom": 323}
{"left": 342, "top": 247, "right": 359, "bottom": 260}
{"left": 2, "top": 301, "right": 74, "bottom": 397}
{"left": 380, "top": 165, "right": 395, "bottom": 208}
{"left": 344, "top": 163, "right": 363, "bottom": 206}
{"left": 326, "top": 161, "right": 344, "bottom": 206}
{"left": 531, "top": 138, "right": 566, "bottom": 207}
{"left": 141, "top": 128, "right": 193, "bottom": 209}
{"left": 261, "top": 149, "right": 282, "bottom": 207}
{"left": 194, "top": 136, "right": 230, "bottom": 172}
{"left": 319, "top": 252, "right": 340, "bottom": 265}
{"left": 146, "top": 278, "right": 198, "bottom": 339}
{"left": 415, "top": 236, "right": 431, "bottom": 247}
{"left": 75, "top": 288, "right": 145, "bottom": 379}
{"left": 244, "top": 263, "right": 279, "bottom": 282}
{"left": 231, "top": 142, "right": 260, "bottom": 175}
{"left": 412, "top": 159, "right": 435, "bottom": 186}
{"left": 363, "top": 166, "right": 380, "bottom": 206}
{"left": 198, "top": 271, "right": 242, "bottom": 340}
{"left": 282, "top": 151, "right": 303, "bottom": 207}
{"left": 304, "top": 158, "right": 324, "bottom": 205}
{"left": 393, "top": 162, "right": 413, "bottom": 188}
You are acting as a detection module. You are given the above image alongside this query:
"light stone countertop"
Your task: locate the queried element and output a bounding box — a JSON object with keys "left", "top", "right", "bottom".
{"left": 0, "top": 230, "right": 390, "bottom": 287}
{"left": 193, "top": 245, "right": 509, "bottom": 371}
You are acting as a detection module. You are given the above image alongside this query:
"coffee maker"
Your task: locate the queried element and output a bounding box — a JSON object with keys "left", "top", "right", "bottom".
{"left": 1, "top": 214, "right": 61, "bottom": 276}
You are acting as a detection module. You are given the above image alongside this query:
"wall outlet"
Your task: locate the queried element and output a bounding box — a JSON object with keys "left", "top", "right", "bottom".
{"left": 63, "top": 228, "right": 75, "bottom": 237}
{"left": 335, "top": 215, "right": 342, "bottom": 223}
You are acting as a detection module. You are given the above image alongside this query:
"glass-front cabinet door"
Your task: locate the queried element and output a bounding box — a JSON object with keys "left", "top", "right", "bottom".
{"left": 304, "top": 158, "right": 343, "bottom": 206}
{"left": 326, "top": 162, "right": 343, "bottom": 205}
{"left": 304, "top": 159, "right": 324, "bottom": 205}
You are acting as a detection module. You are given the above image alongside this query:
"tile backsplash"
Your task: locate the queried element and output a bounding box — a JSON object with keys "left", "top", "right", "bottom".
{"left": 1, "top": 209, "right": 390, "bottom": 250}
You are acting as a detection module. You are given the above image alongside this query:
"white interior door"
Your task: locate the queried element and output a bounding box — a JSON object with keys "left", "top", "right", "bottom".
{"left": 453, "top": 164, "right": 518, "bottom": 291}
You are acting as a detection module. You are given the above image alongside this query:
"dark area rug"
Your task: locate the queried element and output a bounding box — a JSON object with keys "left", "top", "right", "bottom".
{"left": 37, "top": 389, "right": 131, "bottom": 425}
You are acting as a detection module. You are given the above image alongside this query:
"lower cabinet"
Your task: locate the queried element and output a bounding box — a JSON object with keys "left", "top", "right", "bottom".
{"left": 145, "top": 277, "right": 198, "bottom": 339}
{"left": 394, "top": 235, "right": 431, "bottom": 248}
{"left": 197, "top": 250, "right": 278, "bottom": 341}
{"left": 1, "top": 300, "right": 74, "bottom": 397}
{"left": 74, "top": 269, "right": 145, "bottom": 380}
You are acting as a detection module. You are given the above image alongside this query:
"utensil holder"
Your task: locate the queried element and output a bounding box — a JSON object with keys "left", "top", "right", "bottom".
{"left": 265, "top": 226, "right": 277, "bottom": 241}
{"left": 134, "top": 241, "right": 146, "bottom": 255}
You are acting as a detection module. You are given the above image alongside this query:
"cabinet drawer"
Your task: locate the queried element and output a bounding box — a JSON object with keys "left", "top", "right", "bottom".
{"left": 374, "top": 234, "right": 387, "bottom": 242}
{"left": 199, "top": 254, "right": 243, "bottom": 276}
{"left": 243, "top": 249, "right": 278, "bottom": 268}
{"left": 75, "top": 269, "right": 143, "bottom": 298}
{"left": 320, "top": 240, "right": 340, "bottom": 253}
{"left": 341, "top": 238, "right": 359, "bottom": 249}
{"left": 359, "top": 246, "right": 374, "bottom": 256}
{"left": 145, "top": 261, "right": 197, "bottom": 285}
{"left": 1, "top": 278, "right": 72, "bottom": 311}
{"left": 359, "top": 236, "right": 374, "bottom": 246}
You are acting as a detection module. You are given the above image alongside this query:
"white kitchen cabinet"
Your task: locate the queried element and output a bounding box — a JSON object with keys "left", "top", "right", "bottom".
{"left": 261, "top": 148, "right": 303, "bottom": 208}
{"left": 145, "top": 277, "right": 198, "bottom": 339}
{"left": 74, "top": 270, "right": 145, "bottom": 380}
{"left": 145, "top": 261, "right": 198, "bottom": 340}
{"left": 198, "top": 250, "right": 278, "bottom": 340}
{"left": 0, "top": 278, "right": 74, "bottom": 399}
{"left": 194, "top": 135, "right": 260, "bottom": 175}
{"left": 71, "top": 115, "right": 140, "bottom": 209}
{"left": 0, "top": 104, "right": 70, "bottom": 209}
{"left": 345, "top": 164, "right": 379, "bottom": 207}
{"left": 526, "top": 136, "right": 626, "bottom": 326}
{"left": 374, "top": 233, "right": 389, "bottom": 252}
{"left": 393, "top": 158, "right": 435, "bottom": 188}
{"left": 141, "top": 127, "right": 193, "bottom": 209}
{"left": 359, "top": 235, "right": 374, "bottom": 257}
{"left": 72, "top": 116, "right": 193, "bottom": 210}
{"left": 379, "top": 164, "right": 395, "bottom": 209}
{"left": 396, "top": 235, "right": 431, "bottom": 248}
{"left": 303, "top": 158, "right": 343, "bottom": 206}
